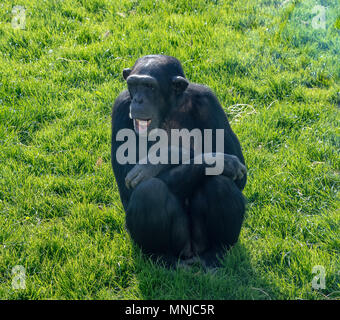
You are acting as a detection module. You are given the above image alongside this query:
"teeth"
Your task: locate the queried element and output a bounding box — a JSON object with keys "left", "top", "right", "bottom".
{"left": 129, "top": 112, "right": 132, "bottom": 119}
{"left": 133, "top": 119, "right": 151, "bottom": 135}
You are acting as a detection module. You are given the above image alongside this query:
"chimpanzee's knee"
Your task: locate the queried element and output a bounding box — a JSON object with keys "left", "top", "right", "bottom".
{"left": 126, "top": 178, "right": 190, "bottom": 257}
{"left": 190, "top": 175, "right": 245, "bottom": 254}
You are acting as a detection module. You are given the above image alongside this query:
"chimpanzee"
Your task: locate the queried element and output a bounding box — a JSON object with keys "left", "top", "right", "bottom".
{"left": 111, "top": 55, "right": 247, "bottom": 267}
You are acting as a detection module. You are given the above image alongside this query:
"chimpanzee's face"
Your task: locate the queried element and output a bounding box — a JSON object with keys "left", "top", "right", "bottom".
{"left": 126, "top": 74, "right": 164, "bottom": 135}
{"left": 122, "top": 56, "right": 189, "bottom": 136}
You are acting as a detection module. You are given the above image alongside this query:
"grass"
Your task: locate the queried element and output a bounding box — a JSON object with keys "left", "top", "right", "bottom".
{"left": 0, "top": 0, "right": 339, "bottom": 300}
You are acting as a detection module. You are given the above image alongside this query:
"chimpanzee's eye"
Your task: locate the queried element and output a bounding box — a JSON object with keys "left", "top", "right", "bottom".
{"left": 145, "top": 83, "right": 154, "bottom": 90}
{"left": 128, "top": 85, "right": 136, "bottom": 97}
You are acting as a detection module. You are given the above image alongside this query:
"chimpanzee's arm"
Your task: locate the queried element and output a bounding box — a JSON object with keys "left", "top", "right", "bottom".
{"left": 126, "top": 87, "right": 247, "bottom": 194}
{"left": 111, "top": 90, "right": 135, "bottom": 210}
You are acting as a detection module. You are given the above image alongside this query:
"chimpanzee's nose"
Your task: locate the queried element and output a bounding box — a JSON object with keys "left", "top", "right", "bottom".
{"left": 134, "top": 95, "right": 143, "bottom": 104}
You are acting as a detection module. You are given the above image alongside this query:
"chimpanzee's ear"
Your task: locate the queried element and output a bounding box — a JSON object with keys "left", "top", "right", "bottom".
{"left": 123, "top": 68, "right": 132, "bottom": 80}
{"left": 172, "top": 76, "right": 189, "bottom": 94}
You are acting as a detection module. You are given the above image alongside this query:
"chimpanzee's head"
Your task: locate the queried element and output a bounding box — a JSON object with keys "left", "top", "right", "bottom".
{"left": 123, "top": 55, "right": 189, "bottom": 135}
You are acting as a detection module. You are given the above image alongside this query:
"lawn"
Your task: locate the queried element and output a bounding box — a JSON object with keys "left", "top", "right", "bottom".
{"left": 0, "top": 0, "right": 339, "bottom": 300}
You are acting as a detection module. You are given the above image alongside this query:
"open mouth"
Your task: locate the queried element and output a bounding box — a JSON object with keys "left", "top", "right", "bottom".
{"left": 129, "top": 113, "right": 151, "bottom": 135}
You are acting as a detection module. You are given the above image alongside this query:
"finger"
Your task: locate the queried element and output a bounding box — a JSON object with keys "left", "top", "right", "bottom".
{"left": 125, "top": 171, "right": 138, "bottom": 189}
{"left": 232, "top": 171, "right": 238, "bottom": 180}
{"left": 236, "top": 164, "right": 247, "bottom": 180}
{"left": 241, "top": 164, "right": 247, "bottom": 174}
{"left": 125, "top": 176, "right": 131, "bottom": 189}
{"left": 125, "top": 167, "right": 140, "bottom": 188}
{"left": 236, "top": 171, "right": 243, "bottom": 180}
{"left": 126, "top": 167, "right": 140, "bottom": 181}
{"left": 222, "top": 168, "right": 237, "bottom": 180}
{"left": 130, "top": 172, "right": 144, "bottom": 189}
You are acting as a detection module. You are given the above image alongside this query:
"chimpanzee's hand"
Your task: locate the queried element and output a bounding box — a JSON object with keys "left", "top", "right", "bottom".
{"left": 221, "top": 154, "right": 247, "bottom": 180}
{"left": 125, "top": 145, "right": 182, "bottom": 189}
{"left": 125, "top": 163, "right": 164, "bottom": 189}
{"left": 201, "top": 153, "right": 247, "bottom": 180}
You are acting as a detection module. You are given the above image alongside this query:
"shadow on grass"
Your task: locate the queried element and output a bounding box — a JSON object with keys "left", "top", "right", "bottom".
{"left": 132, "top": 243, "right": 275, "bottom": 300}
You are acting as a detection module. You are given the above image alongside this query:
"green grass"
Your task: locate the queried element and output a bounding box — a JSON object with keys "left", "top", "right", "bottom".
{"left": 0, "top": 0, "right": 339, "bottom": 300}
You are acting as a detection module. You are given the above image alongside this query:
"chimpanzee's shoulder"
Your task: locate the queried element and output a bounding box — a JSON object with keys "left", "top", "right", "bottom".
{"left": 113, "top": 89, "right": 130, "bottom": 108}
{"left": 186, "top": 83, "right": 216, "bottom": 97}
{"left": 112, "top": 90, "right": 130, "bottom": 116}
{"left": 111, "top": 90, "right": 132, "bottom": 133}
{"left": 185, "top": 83, "right": 224, "bottom": 115}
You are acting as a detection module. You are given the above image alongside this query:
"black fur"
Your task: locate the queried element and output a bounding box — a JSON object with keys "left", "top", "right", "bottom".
{"left": 111, "top": 55, "right": 246, "bottom": 267}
